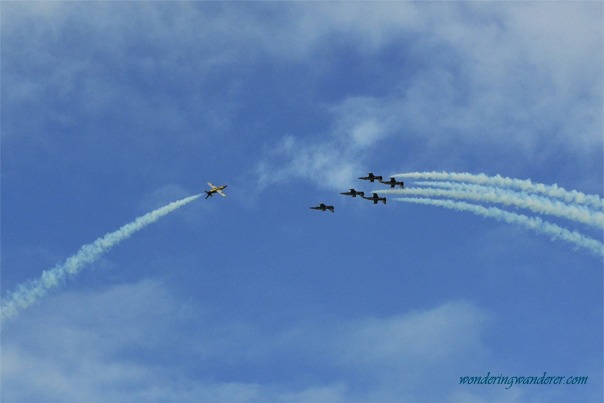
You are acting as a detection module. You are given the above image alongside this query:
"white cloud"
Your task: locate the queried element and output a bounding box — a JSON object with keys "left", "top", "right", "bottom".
{"left": 255, "top": 134, "right": 364, "bottom": 191}
{"left": 253, "top": 2, "right": 601, "bottom": 186}
{"left": 341, "top": 302, "right": 487, "bottom": 365}
{"left": 5, "top": 2, "right": 600, "bottom": 184}
{"left": 1, "top": 279, "right": 499, "bottom": 402}
{"left": 4, "top": 278, "right": 591, "bottom": 402}
{"left": 254, "top": 97, "right": 395, "bottom": 191}
{"left": 349, "top": 120, "right": 383, "bottom": 148}
{"left": 407, "top": 3, "right": 601, "bottom": 157}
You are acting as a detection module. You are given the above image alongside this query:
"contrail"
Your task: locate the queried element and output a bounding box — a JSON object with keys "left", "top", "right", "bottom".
{"left": 393, "top": 171, "right": 604, "bottom": 211}
{"left": 394, "top": 197, "right": 604, "bottom": 257}
{"left": 0, "top": 194, "right": 201, "bottom": 324}
{"left": 378, "top": 184, "right": 604, "bottom": 229}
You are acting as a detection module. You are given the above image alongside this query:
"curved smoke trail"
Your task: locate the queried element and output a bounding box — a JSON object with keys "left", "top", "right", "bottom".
{"left": 394, "top": 197, "right": 604, "bottom": 258}
{"left": 0, "top": 194, "right": 200, "bottom": 324}
{"left": 378, "top": 184, "right": 604, "bottom": 229}
{"left": 393, "top": 171, "right": 604, "bottom": 211}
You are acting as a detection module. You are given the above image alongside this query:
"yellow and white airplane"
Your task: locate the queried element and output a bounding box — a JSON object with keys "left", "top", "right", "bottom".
{"left": 205, "top": 182, "right": 228, "bottom": 199}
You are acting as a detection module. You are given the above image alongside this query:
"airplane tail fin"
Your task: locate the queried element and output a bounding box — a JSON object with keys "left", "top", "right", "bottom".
{"left": 205, "top": 191, "right": 212, "bottom": 199}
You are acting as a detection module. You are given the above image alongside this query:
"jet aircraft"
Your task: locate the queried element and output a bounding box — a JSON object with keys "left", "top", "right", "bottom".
{"left": 205, "top": 182, "right": 228, "bottom": 199}
{"left": 340, "top": 188, "right": 365, "bottom": 198}
{"left": 362, "top": 193, "right": 387, "bottom": 204}
{"left": 380, "top": 177, "right": 405, "bottom": 188}
{"left": 310, "top": 203, "right": 335, "bottom": 212}
{"left": 358, "top": 172, "right": 383, "bottom": 182}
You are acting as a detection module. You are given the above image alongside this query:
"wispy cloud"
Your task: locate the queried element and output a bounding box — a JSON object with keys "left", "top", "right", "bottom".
{"left": 251, "top": 3, "right": 601, "bottom": 188}
{"left": 2, "top": 286, "right": 496, "bottom": 402}
{"left": 254, "top": 104, "right": 391, "bottom": 191}
{"left": 5, "top": 2, "right": 601, "bottom": 188}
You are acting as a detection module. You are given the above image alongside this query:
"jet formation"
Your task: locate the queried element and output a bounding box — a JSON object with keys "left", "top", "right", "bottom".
{"left": 204, "top": 172, "right": 398, "bottom": 212}
{"left": 312, "top": 172, "right": 398, "bottom": 211}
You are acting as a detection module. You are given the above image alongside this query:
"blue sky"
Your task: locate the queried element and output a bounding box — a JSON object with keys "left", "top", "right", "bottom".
{"left": 1, "top": 2, "right": 602, "bottom": 402}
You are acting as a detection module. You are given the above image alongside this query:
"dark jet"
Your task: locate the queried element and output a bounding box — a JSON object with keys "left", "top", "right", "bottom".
{"left": 358, "top": 172, "right": 383, "bottom": 182}
{"left": 340, "top": 188, "right": 365, "bottom": 198}
{"left": 362, "top": 193, "right": 387, "bottom": 205}
{"left": 310, "top": 203, "right": 335, "bottom": 212}
{"left": 380, "top": 177, "right": 405, "bottom": 188}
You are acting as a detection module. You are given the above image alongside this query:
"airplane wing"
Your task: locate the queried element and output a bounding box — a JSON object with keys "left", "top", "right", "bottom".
{"left": 208, "top": 182, "right": 216, "bottom": 189}
{"left": 217, "top": 189, "right": 227, "bottom": 197}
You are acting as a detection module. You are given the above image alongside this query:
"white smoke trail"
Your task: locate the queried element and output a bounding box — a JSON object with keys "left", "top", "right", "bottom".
{"left": 394, "top": 197, "right": 604, "bottom": 257}
{"left": 378, "top": 185, "right": 604, "bottom": 229}
{"left": 393, "top": 171, "right": 604, "bottom": 211}
{"left": 0, "top": 194, "right": 201, "bottom": 324}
